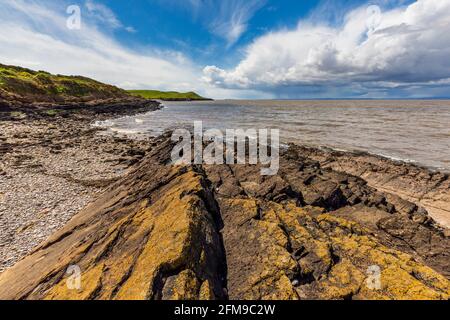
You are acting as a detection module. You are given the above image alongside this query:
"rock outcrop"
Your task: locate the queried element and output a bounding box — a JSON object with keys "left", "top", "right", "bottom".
{"left": 293, "top": 145, "right": 450, "bottom": 229}
{"left": 0, "top": 63, "right": 128, "bottom": 106}
{"left": 0, "top": 135, "right": 448, "bottom": 300}
{"left": 0, "top": 63, "right": 161, "bottom": 121}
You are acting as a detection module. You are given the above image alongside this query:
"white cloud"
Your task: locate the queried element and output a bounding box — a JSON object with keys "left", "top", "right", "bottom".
{"left": 174, "top": 0, "right": 266, "bottom": 47}
{"left": 208, "top": 0, "right": 267, "bottom": 46}
{"left": 85, "top": 0, "right": 122, "bottom": 29}
{"left": 0, "top": 0, "right": 265, "bottom": 99}
{"left": 0, "top": 0, "right": 201, "bottom": 92}
{"left": 84, "top": 0, "right": 136, "bottom": 33}
{"left": 203, "top": 0, "right": 450, "bottom": 96}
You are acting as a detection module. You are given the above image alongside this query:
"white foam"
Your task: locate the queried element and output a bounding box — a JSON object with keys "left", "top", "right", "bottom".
{"left": 370, "top": 152, "right": 417, "bottom": 164}
{"left": 110, "top": 127, "right": 139, "bottom": 134}
{"left": 93, "top": 119, "right": 115, "bottom": 127}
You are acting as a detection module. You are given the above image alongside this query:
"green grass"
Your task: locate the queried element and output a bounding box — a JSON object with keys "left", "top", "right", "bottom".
{"left": 0, "top": 63, "right": 129, "bottom": 102}
{"left": 0, "top": 63, "right": 211, "bottom": 105}
{"left": 127, "top": 90, "right": 209, "bottom": 101}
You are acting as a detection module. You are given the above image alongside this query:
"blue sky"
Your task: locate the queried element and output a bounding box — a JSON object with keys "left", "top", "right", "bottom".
{"left": 1, "top": 0, "right": 450, "bottom": 99}
{"left": 104, "top": 0, "right": 321, "bottom": 66}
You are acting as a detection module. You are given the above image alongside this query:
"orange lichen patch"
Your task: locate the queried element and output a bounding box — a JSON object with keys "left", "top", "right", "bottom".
{"left": 263, "top": 203, "right": 333, "bottom": 278}
{"left": 244, "top": 274, "right": 298, "bottom": 300}
{"left": 114, "top": 171, "right": 209, "bottom": 299}
{"left": 45, "top": 264, "right": 105, "bottom": 300}
{"left": 298, "top": 258, "right": 365, "bottom": 300}
{"left": 317, "top": 214, "right": 450, "bottom": 300}
{"left": 162, "top": 269, "right": 201, "bottom": 300}
{"left": 220, "top": 198, "right": 260, "bottom": 225}
{"left": 0, "top": 164, "right": 225, "bottom": 300}
{"left": 219, "top": 199, "right": 298, "bottom": 300}
{"left": 199, "top": 280, "right": 215, "bottom": 300}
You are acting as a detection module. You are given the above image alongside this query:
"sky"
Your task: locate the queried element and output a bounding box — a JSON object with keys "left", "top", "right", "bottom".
{"left": 1, "top": 0, "right": 450, "bottom": 99}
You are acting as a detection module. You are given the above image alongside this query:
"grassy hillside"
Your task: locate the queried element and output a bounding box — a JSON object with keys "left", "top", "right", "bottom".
{"left": 0, "top": 63, "right": 130, "bottom": 104}
{"left": 128, "top": 90, "right": 209, "bottom": 101}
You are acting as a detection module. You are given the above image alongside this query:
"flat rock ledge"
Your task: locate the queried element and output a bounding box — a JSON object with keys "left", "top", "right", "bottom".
{"left": 0, "top": 135, "right": 448, "bottom": 300}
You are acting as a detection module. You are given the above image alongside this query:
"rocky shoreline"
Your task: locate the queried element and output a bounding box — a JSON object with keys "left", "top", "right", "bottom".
{"left": 293, "top": 145, "right": 450, "bottom": 229}
{"left": 0, "top": 100, "right": 161, "bottom": 272}
{"left": 0, "top": 102, "right": 449, "bottom": 299}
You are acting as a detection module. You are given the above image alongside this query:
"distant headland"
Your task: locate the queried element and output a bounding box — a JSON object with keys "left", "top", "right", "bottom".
{"left": 128, "top": 89, "right": 212, "bottom": 101}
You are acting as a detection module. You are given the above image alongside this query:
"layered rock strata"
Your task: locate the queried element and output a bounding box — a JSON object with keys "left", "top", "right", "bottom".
{"left": 0, "top": 135, "right": 448, "bottom": 300}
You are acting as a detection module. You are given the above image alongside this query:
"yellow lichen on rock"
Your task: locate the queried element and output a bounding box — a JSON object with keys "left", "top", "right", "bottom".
{"left": 317, "top": 214, "right": 450, "bottom": 300}
{"left": 219, "top": 199, "right": 298, "bottom": 300}
{"left": 300, "top": 258, "right": 365, "bottom": 300}
{"left": 114, "top": 171, "right": 211, "bottom": 299}
{"left": 162, "top": 269, "right": 201, "bottom": 300}
{"left": 0, "top": 165, "right": 226, "bottom": 300}
{"left": 199, "top": 280, "right": 216, "bottom": 300}
{"left": 214, "top": 196, "right": 450, "bottom": 300}
{"left": 45, "top": 263, "right": 105, "bottom": 300}
{"left": 263, "top": 203, "right": 333, "bottom": 278}
{"left": 0, "top": 140, "right": 449, "bottom": 301}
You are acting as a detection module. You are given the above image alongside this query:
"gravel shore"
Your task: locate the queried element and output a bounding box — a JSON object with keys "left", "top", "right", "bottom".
{"left": 0, "top": 103, "right": 160, "bottom": 272}
{"left": 1, "top": 100, "right": 448, "bottom": 275}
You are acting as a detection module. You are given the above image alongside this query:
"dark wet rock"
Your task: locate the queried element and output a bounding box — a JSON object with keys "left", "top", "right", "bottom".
{"left": 0, "top": 134, "right": 448, "bottom": 300}
{"left": 294, "top": 145, "right": 450, "bottom": 229}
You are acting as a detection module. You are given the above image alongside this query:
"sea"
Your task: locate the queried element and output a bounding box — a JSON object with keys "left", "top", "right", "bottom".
{"left": 94, "top": 100, "right": 450, "bottom": 172}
